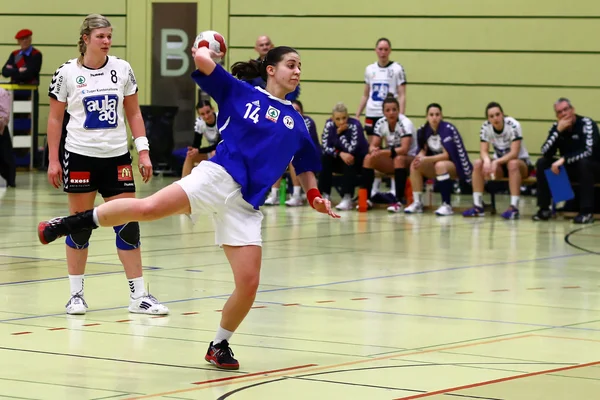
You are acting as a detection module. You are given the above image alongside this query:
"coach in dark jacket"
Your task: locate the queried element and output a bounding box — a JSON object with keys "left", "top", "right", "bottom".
{"left": 533, "top": 98, "right": 600, "bottom": 224}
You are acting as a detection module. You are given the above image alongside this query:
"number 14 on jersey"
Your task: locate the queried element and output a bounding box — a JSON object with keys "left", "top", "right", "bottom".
{"left": 244, "top": 102, "right": 260, "bottom": 124}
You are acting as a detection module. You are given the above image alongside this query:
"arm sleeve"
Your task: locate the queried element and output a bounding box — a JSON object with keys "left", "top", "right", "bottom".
{"left": 191, "top": 64, "right": 245, "bottom": 105}
{"left": 192, "top": 133, "right": 203, "bottom": 149}
{"left": 2, "top": 53, "right": 18, "bottom": 79}
{"left": 124, "top": 62, "right": 139, "bottom": 96}
{"left": 198, "top": 133, "right": 221, "bottom": 153}
{"left": 18, "top": 51, "right": 42, "bottom": 82}
{"left": 48, "top": 62, "right": 70, "bottom": 102}
{"left": 321, "top": 120, "right": 338, "bottom": 157}
{"left": 564, "top": 118, "right": 598, "bottom": 164}
{"left": 540, "top": 124, "right": 560, "bottom": 159}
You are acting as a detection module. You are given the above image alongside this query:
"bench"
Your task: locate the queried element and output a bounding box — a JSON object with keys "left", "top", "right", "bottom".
{"left": 486, "top": 176, "right": 537, "bottom": 214}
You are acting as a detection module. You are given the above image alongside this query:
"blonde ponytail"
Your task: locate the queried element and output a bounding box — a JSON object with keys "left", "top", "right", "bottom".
{"left": 78, "top": 14, "right": 112, "bottom": 65}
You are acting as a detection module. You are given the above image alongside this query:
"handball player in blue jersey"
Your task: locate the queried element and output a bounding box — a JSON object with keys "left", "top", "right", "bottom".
{"left": 38, "top": 44, "right": 340, "bottom": 370}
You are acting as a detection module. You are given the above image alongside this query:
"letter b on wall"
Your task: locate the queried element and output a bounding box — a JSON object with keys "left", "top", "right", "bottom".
{"left": 160, "top": 29, "right": 189, "bottom": 77}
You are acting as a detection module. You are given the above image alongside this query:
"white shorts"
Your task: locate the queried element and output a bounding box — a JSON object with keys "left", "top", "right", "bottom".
{"left": 175, "top": 161, "right": 263, "bottom": 247}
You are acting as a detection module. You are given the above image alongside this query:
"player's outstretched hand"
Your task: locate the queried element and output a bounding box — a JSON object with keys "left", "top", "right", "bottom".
{"left": 313, "top": 197, "right": 341, "bottom": 219}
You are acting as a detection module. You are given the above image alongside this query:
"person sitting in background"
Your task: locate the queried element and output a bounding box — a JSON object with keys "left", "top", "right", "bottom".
{"left": 181, "top": 100, "right": 220, "bottom": 178}
{"left": 318, "top": 102, "right": 368, "bottom": 210}
{"left": 533, "top": 98, "right": 600, "bottom": 224}
{"left": 0, "top": 87, "right": 16, "bottom": 187}
{"left": 243, "top": 35, "right": 299, "bottom": 101}
{"left": 2, "top": 29, "right": 42, "bottom": 85}
{"left": 462, "top": 102, "right": 532, "bottom": 220}
{"left": 264, "top": 99, "right": 319, "bottom": 206}
{"left": 360, "top": 94, "right": 417, "bottom": 212}
{"left": 404, "top": 103, "right": 472, "bottom": 216}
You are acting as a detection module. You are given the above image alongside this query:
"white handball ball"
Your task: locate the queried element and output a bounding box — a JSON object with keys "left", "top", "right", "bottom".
{"left": 193, "top": 30, "right": 227, "bottom": 62}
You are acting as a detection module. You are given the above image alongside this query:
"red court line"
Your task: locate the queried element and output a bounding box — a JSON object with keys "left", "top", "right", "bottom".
{"left": 48, "top": 327, "right": 66, "bottom": 331}
{"left": 11, "top": 331, "right": 32, "bottom": 335}
{"left": 456, "top": 292, "right": 473, "bottom": 294}
{"left": 394, "top": 360, "right": 600, "bottom": 400}
{"left": 192, "top": 363, "right": 318, "bottom": 385}
{"left": 386, "top": 295, "right": 404, "bottom": 298}
{"left": 351, "top": 297, "right": 369, "bottom": 301}
{"left": 182, "top": 312, "right": 199, "bottom": 315}
{"left": 151, "top": 315, "right": 167, "bottom": 319}
{"left": 316, "top": 300, "right": 335, "bottom": 303}
{"left": 83, "top": 323, "right": 101, "bottom": 327}
{"left": 563, "top": 286, "right": 581, "bottom": 289}
{"left": 490, "top": 289, "right": 509, "bottom": 292}
{"left": 116, "top": 319, "right": 131, "bottom": 323}
{"left": 282, "top": 303, "right": 300, "bottom": 306}
{"left": 251, "top": 306, "right": 267, "bottom": 309}
{"left": 527, "top": 287, "right": 545, "bottom": 290}
{"left": 420, "top": 293, "right": 438, "bottom": 297}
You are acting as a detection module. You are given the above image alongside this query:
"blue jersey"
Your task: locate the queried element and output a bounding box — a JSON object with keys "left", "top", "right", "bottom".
{"left": 191, "top": 65, "right": 321, "bottom": 209}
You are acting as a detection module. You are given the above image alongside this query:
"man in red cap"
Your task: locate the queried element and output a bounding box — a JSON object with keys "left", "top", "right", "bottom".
{"left": 2, "top": 29, "right": 42, "bottom": 84}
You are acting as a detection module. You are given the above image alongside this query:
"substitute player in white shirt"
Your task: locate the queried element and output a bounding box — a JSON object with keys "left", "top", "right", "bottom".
{"left": 45, "top": 14, "right": 168, "bottom": 315}
{"left": 463, "top": 102, "right": 532, "bottom": 220}
{"left": 360, "top": 94, "right": 418, "bottom": 212}
{"left": 355, "top": 38, "right": 406, "bottom": 194}
{"left": 182, "top": 100, "right": 220, "bottom": 177}
{"left": 39, "top": 44, "right": 339, "bottom": 370}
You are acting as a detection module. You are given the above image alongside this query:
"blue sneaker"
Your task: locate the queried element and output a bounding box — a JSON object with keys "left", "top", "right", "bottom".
{"left": 501, "top": 206, "right": 520, "bottom": 220}
{"left": 462, "top": 205, "right": 485, "bottom": 217}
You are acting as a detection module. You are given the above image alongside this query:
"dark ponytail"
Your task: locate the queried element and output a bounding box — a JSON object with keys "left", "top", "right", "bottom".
{"left": 382, "top": 93, "right": 399, "bottom": 110}
{"left": 231, "top": 46, "right": 298, "bottom": 83}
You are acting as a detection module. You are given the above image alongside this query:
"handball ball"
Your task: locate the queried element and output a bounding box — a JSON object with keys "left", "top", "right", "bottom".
{"left": 193, "top": 30, "right": 227, "bottom": 62}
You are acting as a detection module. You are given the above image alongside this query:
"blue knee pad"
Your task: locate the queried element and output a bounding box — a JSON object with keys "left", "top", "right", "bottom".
{"left": 65, "top": 230, "right": 92, "bottom": 250}
{"left": 114, "top": 222, "right": 141, "bottom": 250}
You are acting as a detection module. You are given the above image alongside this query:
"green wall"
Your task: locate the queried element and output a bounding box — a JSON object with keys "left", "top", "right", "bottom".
{"left": 3, "top": 0, "right": 599, "bottom": 155}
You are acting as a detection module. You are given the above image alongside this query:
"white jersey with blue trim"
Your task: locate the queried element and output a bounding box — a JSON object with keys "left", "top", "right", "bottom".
{"left": 480, "top": 116, "right": 530, "bottom": 160}
{"left": 48, "top": 55, "right": 138, "bottom": 158}
{"left": 364, "top": 61, "right": 406, "bottom": 118}
{"left": 190, "top": 64, "right": 321, "bottom": 209}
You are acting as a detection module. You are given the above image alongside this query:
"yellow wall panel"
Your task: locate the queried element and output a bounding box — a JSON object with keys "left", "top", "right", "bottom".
{"left": 230, "top": 0, "right": 600, "bottom": 16}
{"left": 229, "top": 17, "right": 600, "bottom": 52}
{"left": 0, "top": 45, "right": 126, "bottom": 76}
{"left": 228, "top": 48, "right": 600, "bottom": 87}
{"left": 0, "top": 16, "right": 126, "bottom": 46}
{"left": 0, "top": 0, "right": 126, "bottom": 15}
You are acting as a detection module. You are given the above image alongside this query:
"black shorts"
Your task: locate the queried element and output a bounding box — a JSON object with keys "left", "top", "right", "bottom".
{"left": 62, "top": 150, "right": 136, "bottom": 198}
{"left": 364, "top": 116, "right": 383, "bottom": 136}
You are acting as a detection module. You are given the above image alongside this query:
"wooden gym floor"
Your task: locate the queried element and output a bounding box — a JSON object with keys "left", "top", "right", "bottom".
{"left": 0, "top": 171, "right": 598, "bottom": 399}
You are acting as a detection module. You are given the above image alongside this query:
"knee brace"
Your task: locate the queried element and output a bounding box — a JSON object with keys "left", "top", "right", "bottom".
{"left": 114, "top": 222, "right": 141, "bottom": 250}
{"left": 65, "top": 230, "right": 92, "bottom": 250}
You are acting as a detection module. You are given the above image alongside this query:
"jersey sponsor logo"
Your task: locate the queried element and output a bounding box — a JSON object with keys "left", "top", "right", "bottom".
{"left": 90, "top": 72, "right": 104, "bottom": 77}
{"left": 70, "top": 171, "right": 91, "bottom": 185}
{"left": 83, "top": 94, "right": 119, "bottom": 129}
{"left": 265, "top": 106, "right": 280, "bottom": 122}
{"left": 118, "top": 165, "right": 133, "bottom": 181}
{"left": 283, "top": 115, "right": 294, "bottom": 129}
{"left": 76, "top": 76, "right": 87, "bottom": 88}
{"left": 371, "top": 83, "right": 389, "bottom": 101}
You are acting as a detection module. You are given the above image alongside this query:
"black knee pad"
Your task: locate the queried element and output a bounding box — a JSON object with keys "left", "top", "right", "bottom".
{"left": 114, "top": 222, "right": 140, "bottom": 250}
{"left": 65, "top": 229, "right": 93, "bottom": 249}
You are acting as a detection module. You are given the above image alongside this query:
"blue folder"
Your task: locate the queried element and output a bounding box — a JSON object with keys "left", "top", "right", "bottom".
{"left": 544, "top": 166, "right": 575, "bottom": 203}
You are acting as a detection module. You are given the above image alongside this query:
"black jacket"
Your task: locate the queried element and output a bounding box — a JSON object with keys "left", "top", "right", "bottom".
{"left": 2, "top": 47, "right": 42, "bottom": 84}
{"left": 541, "top": 115, "right": 600, "bottom": 163}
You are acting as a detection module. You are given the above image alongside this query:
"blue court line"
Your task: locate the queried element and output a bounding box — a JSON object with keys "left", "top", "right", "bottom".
{"left": 252, "top": 300, "right": 600, "bottom": 332}
{"left": 0, "top": 266, "right": 161, "bottom": 287}
{"left": 0, "top": 252, "right": 590, "bottom": 323}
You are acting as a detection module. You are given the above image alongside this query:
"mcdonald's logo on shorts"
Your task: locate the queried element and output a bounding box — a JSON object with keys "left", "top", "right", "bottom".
{"left": 118, "top": 165, "right": 133, "bottom": 181}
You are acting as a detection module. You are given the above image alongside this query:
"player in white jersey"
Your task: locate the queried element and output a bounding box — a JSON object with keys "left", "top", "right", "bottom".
{"left": 360, "top": 94, "right": 418, "bottom": 212}
{"left": 463, "top": 102, "right": 532, "bottom": 220}
{"left": 39, "top": 44, "right": 339, "bottom": 370}
{"left": 355, "top": 38, "right": 407, "bottom": 137}
{"left": 182, "top": 100, "right": 220, "bottom": 177}
{"left": 45, "top": 14, "right": 168, "bottom": 315}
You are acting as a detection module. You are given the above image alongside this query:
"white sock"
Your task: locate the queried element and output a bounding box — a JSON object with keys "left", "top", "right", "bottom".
{"left": 128, "top": 276, "right": 146, "bottom": 299}
{"left": 293, "top": 186, "right": 301, "bottom": 197}
{"left": 390, "top": 179, "right": 396, "bottom": 194}
{"left": 270, "top": 187, "right": 278, "bottom": 197}
{"left": 413, "top": 192, "right": 423, "bottom": 204}
{"left": 214, "top": 326, "right": 234, "bottom": 345}
{"left": 473, "top": 192, "right": 483, "bottom": 207}
{"left": 510, "top": 196, "right": 519, "bottom": 208}
{"left": 92, "top": 208, "right": 100, "bottom": 227}
{"left": 69, "top": 274, "right": 84, "bottom": 296}
{"left": 372, "top": 177, "right": 382, "bottom": 193}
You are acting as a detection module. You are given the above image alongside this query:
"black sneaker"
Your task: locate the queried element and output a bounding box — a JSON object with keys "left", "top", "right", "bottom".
{"left": 532, "top": 209, "right": 552, "bottom": 221}
{"left": 205, "top": 340, "right": 239, "bottom": 370}
{"left": 573, "top": 213, "right": 594, "bottom": 224}
{"left": 37, "top": 210, "right": 97, "bottom": 245}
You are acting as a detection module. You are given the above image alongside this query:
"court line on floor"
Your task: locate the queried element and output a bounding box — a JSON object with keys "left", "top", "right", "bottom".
{"left": 253, "top": 300, "right": 600, "bottom": 333}
{"left": 0, "top": 267, "right": 160, "bottom": 287}
{"left": 393, "top": 359, "right": 600, "bottom": 399}
{"left": 0, "top": 252, "right": 590, "bottom": 323}
{"left": 0, "top": 377, "right": 142, "bottom": 397}
{"left": 123, "top": 334, "right": 533, "bottom": 399}
{"left": 534, "top": 334, "right": 600, "bottom": 344}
